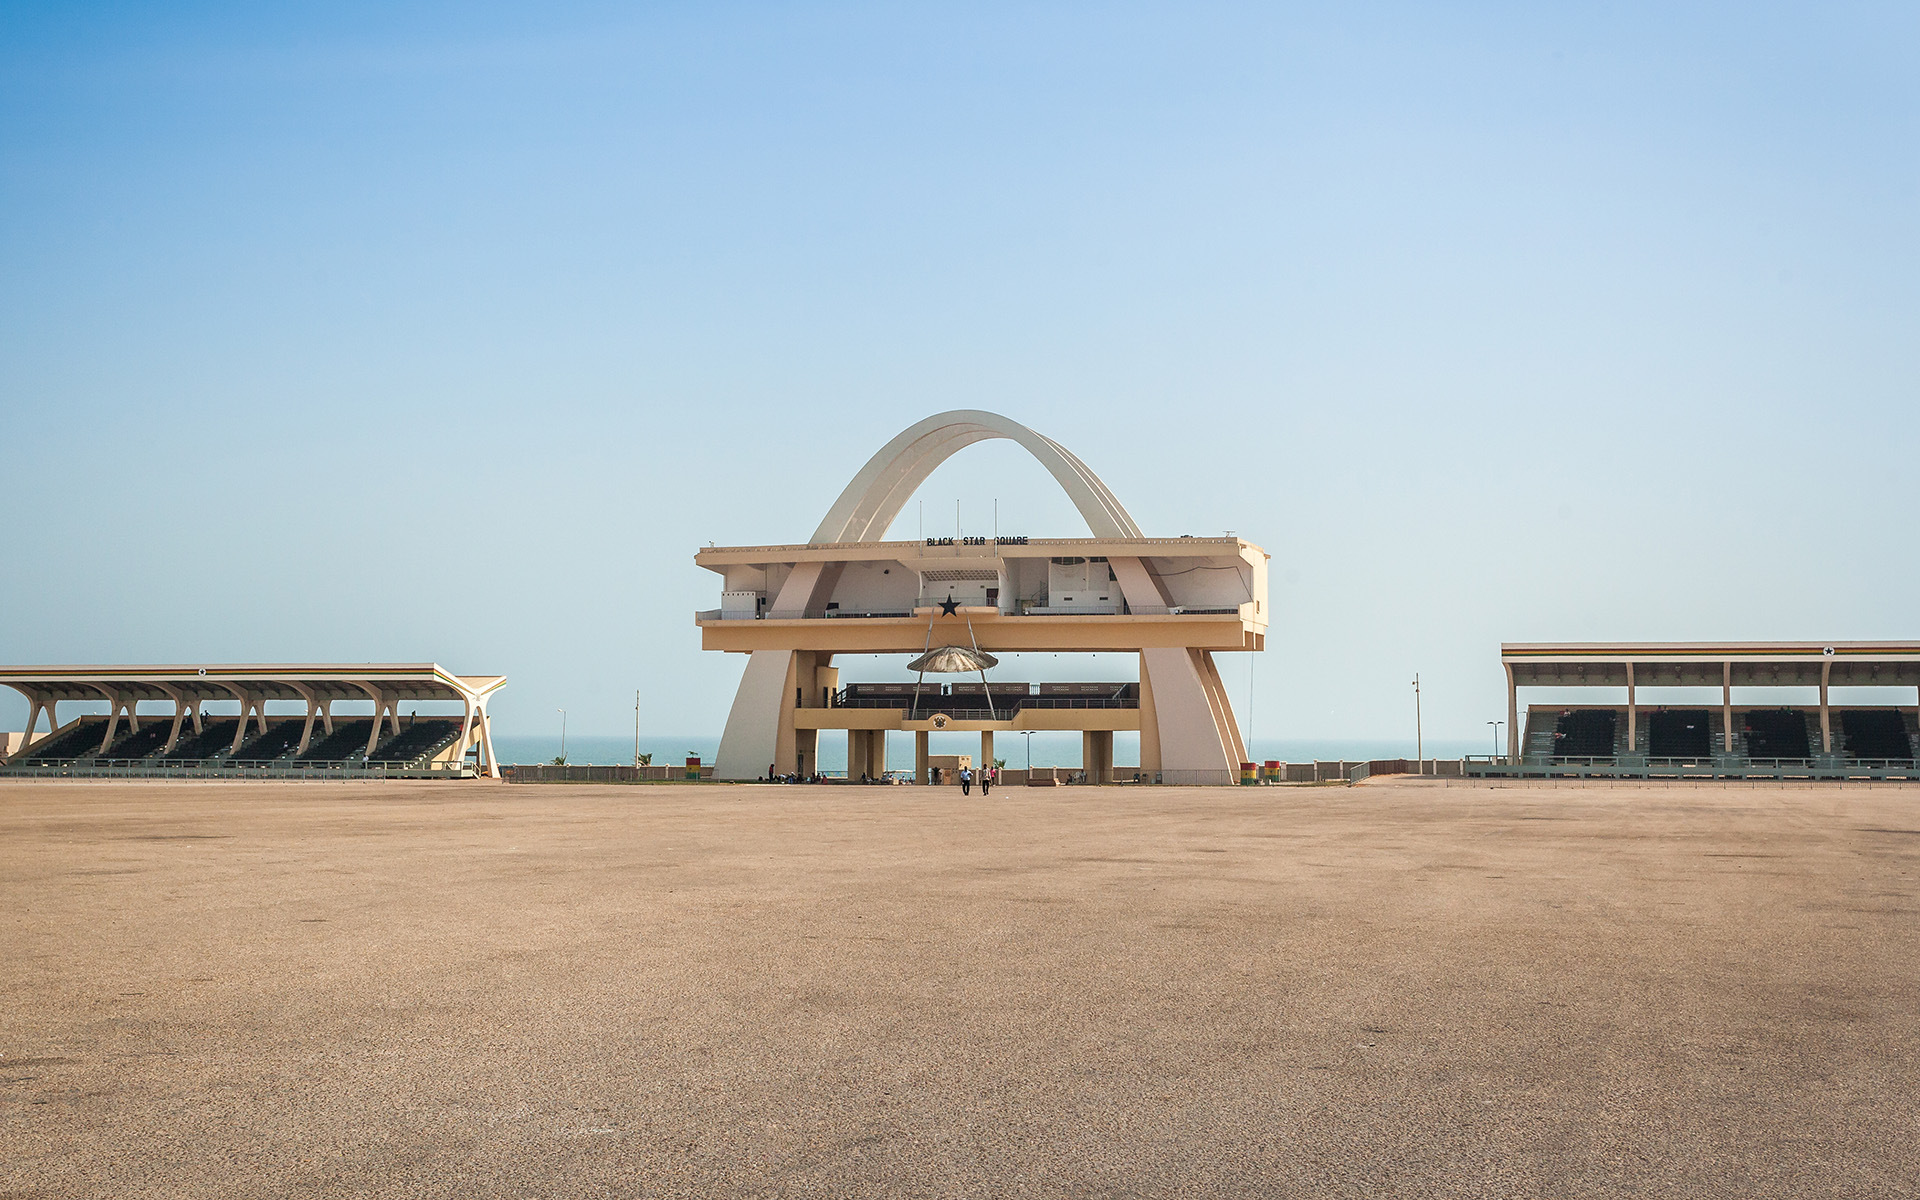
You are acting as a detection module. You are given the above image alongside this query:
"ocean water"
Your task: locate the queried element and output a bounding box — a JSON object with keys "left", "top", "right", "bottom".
{"left": 491, "top": 732, "right": 1486, "bottom": 771}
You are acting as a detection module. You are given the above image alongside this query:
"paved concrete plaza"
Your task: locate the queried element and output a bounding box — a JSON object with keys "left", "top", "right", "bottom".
{"left": 3, "top": 778, "right": 1917, "bottom": 1197}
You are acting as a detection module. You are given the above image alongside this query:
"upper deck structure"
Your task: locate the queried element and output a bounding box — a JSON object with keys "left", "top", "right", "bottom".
{"left": 698, "top": 411, "right": 1267, "bottom": 783}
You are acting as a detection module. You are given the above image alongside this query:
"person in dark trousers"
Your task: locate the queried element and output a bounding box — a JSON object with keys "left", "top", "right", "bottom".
{"left": 981, "top": 766, "right": 993, "bottom": 795}
{"left": 959, "top": 766, "right": 973, "bottom": 795}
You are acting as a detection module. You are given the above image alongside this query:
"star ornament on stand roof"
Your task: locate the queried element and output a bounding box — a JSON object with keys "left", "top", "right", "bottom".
{"left": 939, "top": 594, "right": 960, "bottom": 616}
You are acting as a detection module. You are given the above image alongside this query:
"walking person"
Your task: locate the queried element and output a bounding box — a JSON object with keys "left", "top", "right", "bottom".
{"left": 960, "top": 766, "right": 973, "bottom": 796}
{"left": 981, "top": 765, "right": 993, "bottom": 796}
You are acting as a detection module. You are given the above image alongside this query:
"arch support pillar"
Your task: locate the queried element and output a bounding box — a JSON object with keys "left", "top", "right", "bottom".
{"left": 1137, "top": 647, "right": 1241, "bottom": 784}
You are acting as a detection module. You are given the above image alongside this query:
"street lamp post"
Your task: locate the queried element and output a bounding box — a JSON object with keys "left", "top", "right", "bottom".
{"left": 1412, "top": 674, "right": 1422, "bottom": 774}
{"left": 1018, "top": 730, "right": 1036, "bottom": 776}
{"left": 558, "top": 708, "right": 567, "bottom": 764}
{"left": 1488, "top": 720, "right": 1504, "bottom": 759}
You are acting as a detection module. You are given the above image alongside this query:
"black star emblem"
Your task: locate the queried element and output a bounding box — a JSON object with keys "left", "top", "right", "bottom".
{"left": 939, "top": 594, "right": 960, "bottom": 616}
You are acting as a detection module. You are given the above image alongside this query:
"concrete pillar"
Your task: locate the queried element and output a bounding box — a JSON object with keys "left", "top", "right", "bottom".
{"left": 868, "top": 730, "right": 887, "bottom": 778}
{"left": 1505, "top": 663, "right": 1518, "bottom": 759}
{"left": 1723, "top": 662, "right": 1734, "bottom": 757}
{"left": 1625, "top": 663, "right": 1636, "bottom": 755}
{"left": 299, "top": 697, "right": 320, "bottom": 756}
{"left": 1138, "top": 653, "right": 1161, "bottom": 775}
{"left": 1081, "top": 730, "right": 1112, "bottom": 784}
{"left": 479, "top": 707, "right": 501, "bottom": 779}
{"left": 99, "top": 695, "right": 123, "bottom": 754}
{"left": 979, "top": 730, "right": 994, "bottom": 775}
{"left": 847, "top": 729, "right": 870, "bottom": 780}
{"left": 165, "top": 701, "right": 188, "bottom": 754}
{"left": 1819, "top": 660, "right": 1832, "bottom": 754}
{"left": 915, "top": 730, "right": 930, "bottom": 785}
{"left": 363, "top": 696, "right": 385, "bottom": 757}
{"left": 15, "top": 696, "right": 44, "bottom": 758}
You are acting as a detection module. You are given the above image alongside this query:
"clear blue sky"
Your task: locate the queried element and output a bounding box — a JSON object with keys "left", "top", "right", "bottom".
{"left": 3, "top": 2, "right": 1915, "bottom": 744}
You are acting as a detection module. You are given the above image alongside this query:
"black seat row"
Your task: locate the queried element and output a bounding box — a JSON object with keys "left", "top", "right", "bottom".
{"left": 21, "top": 717, "right": 112, "bottom": 762}
{"left": 1647, "top": 710, "right": 1711, "bottom": 759}
{"left": 366, "top": 719, "right": 462, "bottom": 765}
{"left": 1841, "top": 710, "right": 1913, "bottom": 760}
{"left": 232, "top": 721, "right": 306, "bottom": 762}
{"left": 1553, "top": 709, "right": 1617, "bottom": 757}
{"left": 297, "top": 720, "right": 376, "bottom": 762}
{"left": 102, "top": 721, "right": 176, "bottom": 761}
{"left": 7, "top": 713, "right": 470, "bottom": 769}
{"left": 164, "top": 720, "right": 242, "bottom": 761}
{"left": 1743, "top": 709, "right": 1811, "bottom": 759}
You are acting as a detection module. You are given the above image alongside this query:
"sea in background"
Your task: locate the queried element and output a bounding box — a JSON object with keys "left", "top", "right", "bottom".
{"left": 492, "top": 733, "right": 1488, "bottom": 772}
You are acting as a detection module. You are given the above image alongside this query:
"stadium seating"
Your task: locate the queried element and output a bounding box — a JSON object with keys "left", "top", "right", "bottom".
{"left": 1648, "top": 710, "right": 1712, "bottom": 759}
{"left": 102, "top": 721, "right": 176, "bottom": 761}
{"left": 297, "top": 719, "right": 376, "bottom": 762}
{"left": 1840, "top": 710, "right": 1913, "bottom": 760}
{"left": 19, "top": 717, "right": 112, "bottom": 762}
{"left": 1553, "top": 709, "right": 1617, "bottom": 758}
{"left": 366, "top": 719, "right": 462, "bottom": 765}
{"left": 232, "top": 721, "right": 306, "bottom": 762}
{"left": 1742, "top": 709, "right": 1811, "bottom": 759}
{"left": 163, "top": 720, "right": 242, "bottom": 761}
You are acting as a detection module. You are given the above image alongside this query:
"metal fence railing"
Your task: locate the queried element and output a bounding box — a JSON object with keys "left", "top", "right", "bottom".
{"left": 1462, "top": 754, "right": 1920, "bottom": 780}
{"left": 0, "top": 759, "right": 473, "bottom": 779}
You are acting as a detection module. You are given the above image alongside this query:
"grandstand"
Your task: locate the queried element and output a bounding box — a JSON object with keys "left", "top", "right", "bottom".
{"left": 0, "top": 664, "right": 504, "bottom": 779}
{"left": 1483, "top": 643, "right": 1920, "bottom": 779}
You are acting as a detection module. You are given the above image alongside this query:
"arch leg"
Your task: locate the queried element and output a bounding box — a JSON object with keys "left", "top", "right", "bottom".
{"left": 715, "top": 650, "right": 794, "bottom": 780}
{"left": 1139, "top": 647, "right": 1238, "bottom": 783}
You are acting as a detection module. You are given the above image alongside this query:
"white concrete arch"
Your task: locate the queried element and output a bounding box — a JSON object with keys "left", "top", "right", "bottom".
{"left": 711, "top": 411, "right": 1248, "bottom": 783}
{"left": 810, "top": 410, "right": 1142, "bottom": 544}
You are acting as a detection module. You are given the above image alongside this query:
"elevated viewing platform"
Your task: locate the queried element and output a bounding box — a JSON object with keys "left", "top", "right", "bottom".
{"left": 701, "top": 410, "right": 1266, "bottom": 783}
{"left": 695, "top": 535, "right": 1264, "bottom": 655}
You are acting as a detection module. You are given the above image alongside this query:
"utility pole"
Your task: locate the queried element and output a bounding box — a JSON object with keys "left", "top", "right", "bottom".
{"left": 634, "top": 690, "right": 641, "bottom": 769}
{"left": 1411, "top": 675, "right": 1422, "bottom": 774}
{"left": 558, "top": 708, "right": 567, "bottom": 763}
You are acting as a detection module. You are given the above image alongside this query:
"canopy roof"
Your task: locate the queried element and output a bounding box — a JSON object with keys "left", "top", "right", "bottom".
{"left": 0, "top": 664, "right": 505, "bottom": 706}
{"left": 1504, "top": 642, "right": 1920, "bottom": 689}
{"left": 907, "top": 645, "right": 1000, "bottom": 674}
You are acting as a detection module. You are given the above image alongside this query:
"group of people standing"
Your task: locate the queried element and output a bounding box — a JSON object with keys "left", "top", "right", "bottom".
{"left": 957, "top": 765, "right": 995, "bottom": 795}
